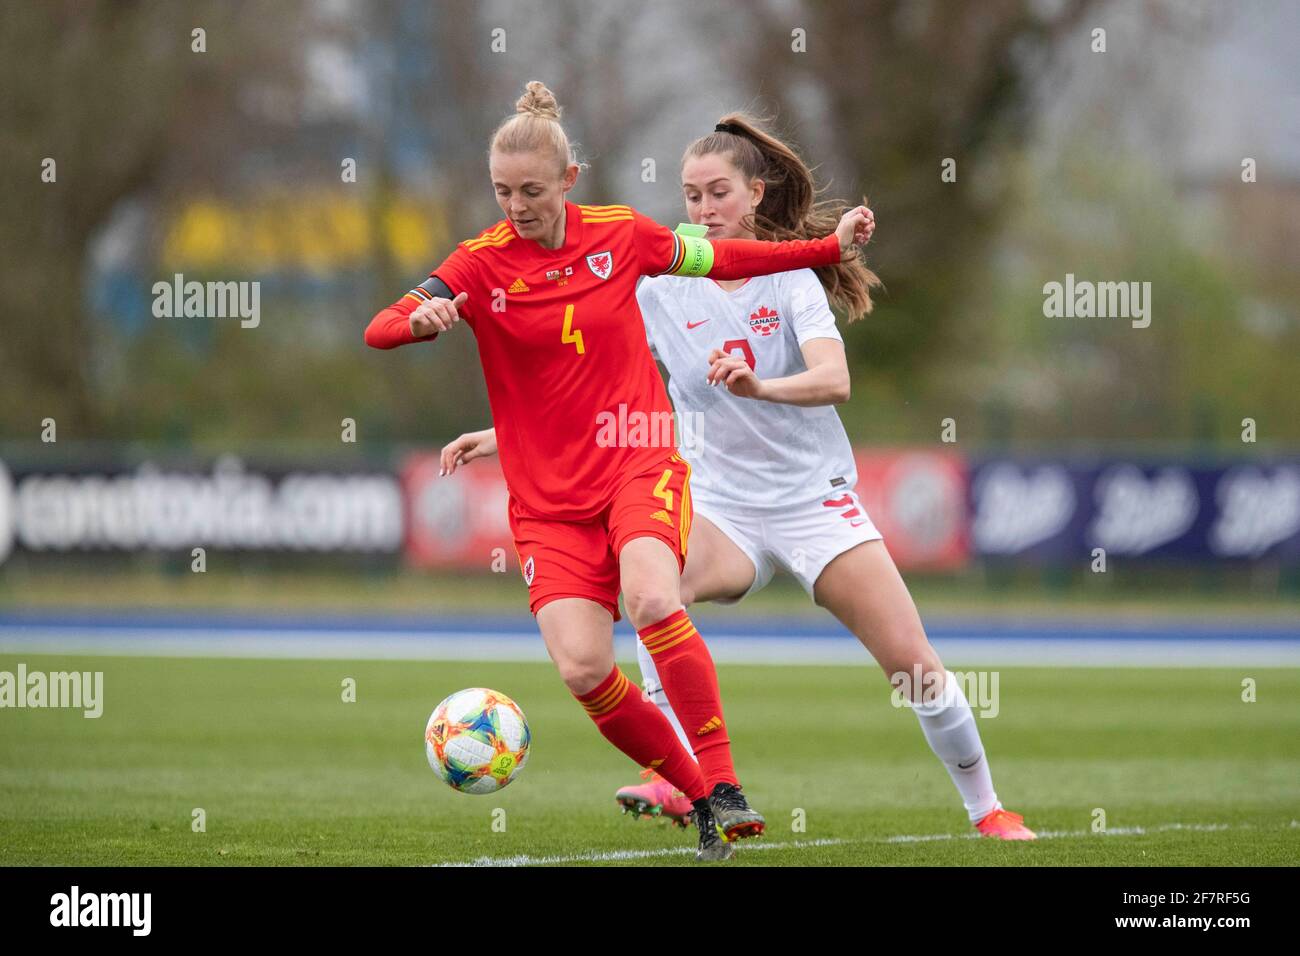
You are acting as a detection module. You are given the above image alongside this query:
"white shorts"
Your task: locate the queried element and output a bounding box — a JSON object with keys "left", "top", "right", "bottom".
{"left": 691, "top": 488, "right": 883, "bottom": 602}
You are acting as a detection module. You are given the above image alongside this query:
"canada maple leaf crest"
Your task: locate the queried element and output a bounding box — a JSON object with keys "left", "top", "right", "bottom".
{"left": 748, "top": 305, "right": 781, "bottom": 336}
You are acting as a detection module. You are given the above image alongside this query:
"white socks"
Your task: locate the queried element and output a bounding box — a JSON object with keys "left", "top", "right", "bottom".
{"left": 640, "top": 645, "right": 997, "bottom": 821}
{"left": 636, "top": 637, "right": 697, "bottom": 760}
{"left": 910, "top": 670, "right": 1000, "bottom": 822}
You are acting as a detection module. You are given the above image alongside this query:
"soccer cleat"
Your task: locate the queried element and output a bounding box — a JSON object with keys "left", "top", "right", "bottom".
{"left": 707, "top": 782, "right": 766, "bottom": 841}
{"left": 614, "top": 769, "right": 693, "bottom": 828}
{"left": 691, "top": 802, "right": 733, "bottom": 861}
{"left": 975, "top": 807, "right": 1037, "bottom": 841}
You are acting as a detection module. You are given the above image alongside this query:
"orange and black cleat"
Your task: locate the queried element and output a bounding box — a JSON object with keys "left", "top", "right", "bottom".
{"left": 707, "top": 782, "right": 766, "bottom": 842}
{"left": 691, "top": 802, "right": 733, "bottom": 861}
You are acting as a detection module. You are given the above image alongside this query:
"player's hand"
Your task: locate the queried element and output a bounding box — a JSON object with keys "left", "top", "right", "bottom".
{"left": 707, "top": 348, "right": 766, "bottom": 400}
{"left": 410, "top": 291, "right": 468, "bottom": 337}
{"left": 834, "top": 205, "right": 875, "bottom": 259}
{"left": 439, "top": 428, "right": 498, "bottom": 476}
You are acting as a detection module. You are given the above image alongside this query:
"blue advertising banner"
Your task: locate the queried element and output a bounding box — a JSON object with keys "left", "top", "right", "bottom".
{"left": 970, "top": 459, "right": 1300, "bottom": 563}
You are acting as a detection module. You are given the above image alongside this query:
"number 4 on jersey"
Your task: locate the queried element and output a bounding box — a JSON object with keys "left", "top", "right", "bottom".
{"left": 561, "top": 304, "right": 585, "bottom": 355}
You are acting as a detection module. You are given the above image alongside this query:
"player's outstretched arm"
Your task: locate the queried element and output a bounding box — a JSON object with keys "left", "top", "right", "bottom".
{"left": 364, "top": 276, "right": 468, "bottom": 349}
{"left": 656, "top": 206, "right": 875, "bottom": 282}
{"left": 439, "top": 427, "right": 498, "bottom": 476}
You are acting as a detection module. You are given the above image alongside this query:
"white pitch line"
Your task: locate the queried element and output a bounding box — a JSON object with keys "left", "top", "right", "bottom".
{"left": 435, "top": 821, "right": 1260, "bottom": 867}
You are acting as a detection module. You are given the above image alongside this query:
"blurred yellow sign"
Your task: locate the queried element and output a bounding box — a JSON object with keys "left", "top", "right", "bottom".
{"left": 161, "top": 195, "right": 448, "bottom": 273}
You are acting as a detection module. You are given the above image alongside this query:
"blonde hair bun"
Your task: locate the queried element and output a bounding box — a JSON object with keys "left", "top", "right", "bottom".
{"left": 491, "top": 81, "right": 582, "bottom": 173}
{"left": 515, "top": 81, "right": 561, "bottom": 120}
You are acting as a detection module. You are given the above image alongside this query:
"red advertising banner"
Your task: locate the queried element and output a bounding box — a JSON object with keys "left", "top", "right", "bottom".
{"left": 852, "top": 449, "right": 969, "bottom": 570}
{"left": 403, "top": 447, "right": 969, "bottom": 572}
{"left": 402, "top": 452, "right": 513, "bottom": 569}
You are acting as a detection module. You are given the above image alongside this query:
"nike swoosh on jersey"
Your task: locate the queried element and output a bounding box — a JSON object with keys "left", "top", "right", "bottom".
{"left": 685, "top": 320, "right": 711, "bottom": 329}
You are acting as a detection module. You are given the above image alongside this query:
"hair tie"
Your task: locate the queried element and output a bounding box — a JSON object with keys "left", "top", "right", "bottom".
{"left": 714, "top": 122, "right": 744, "bottom": 136}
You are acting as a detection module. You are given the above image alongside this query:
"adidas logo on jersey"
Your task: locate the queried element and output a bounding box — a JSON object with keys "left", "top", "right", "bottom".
{"left": 649, "top": 509, "right": 674, "bottom": 528}
{"left": 508, "top": 278, "right": 529, "bottom": 293}
{"left": 749, "top": 305, "right": 781, "bottom": 336}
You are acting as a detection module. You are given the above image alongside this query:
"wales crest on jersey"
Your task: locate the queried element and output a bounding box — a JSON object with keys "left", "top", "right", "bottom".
{"left": 586, "top": 251, "right": 613, "bottom": 280}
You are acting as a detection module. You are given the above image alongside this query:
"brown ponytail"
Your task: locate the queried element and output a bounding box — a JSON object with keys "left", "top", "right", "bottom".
{"left": 683, "top": 113, "right": 881, "bottom": 322}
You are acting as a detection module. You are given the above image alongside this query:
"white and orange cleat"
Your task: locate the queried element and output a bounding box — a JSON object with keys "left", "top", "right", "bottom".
{"left": 615, "top": 769, "right": 693, "bottom": 828}
{"left": 975, "top": 808, "right": 1037, "bottom": 840}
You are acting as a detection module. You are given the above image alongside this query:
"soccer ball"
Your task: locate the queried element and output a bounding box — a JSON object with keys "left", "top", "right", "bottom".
{"left": 425, "top": 688, "right": 531, "bottom": 794}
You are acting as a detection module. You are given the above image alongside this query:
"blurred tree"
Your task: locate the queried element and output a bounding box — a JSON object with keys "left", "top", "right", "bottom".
{"left": 0, "top": 0, "right": 309, "bottom": 436}
{"left": 727, "top": 0, "right": 1103, "bottom": 376}
{"left": 5, "top": 0, "right": 1289, "bottom": 453}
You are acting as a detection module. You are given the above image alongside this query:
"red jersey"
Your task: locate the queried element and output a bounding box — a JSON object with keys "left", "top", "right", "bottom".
{"left": 366, "top": 201, "right": 840, "bottom": 520}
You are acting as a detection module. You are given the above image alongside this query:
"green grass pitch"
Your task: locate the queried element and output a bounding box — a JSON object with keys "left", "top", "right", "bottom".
{"left": 1, "top": 654, "right": 1297, "bottom": 866}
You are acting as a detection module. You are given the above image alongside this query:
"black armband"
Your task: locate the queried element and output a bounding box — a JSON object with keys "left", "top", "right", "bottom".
{"left": 402, "top": 275, "right": 457, "bottom": 305}
{"left": 417, "top": 276, "right": 455, "bottom": 299}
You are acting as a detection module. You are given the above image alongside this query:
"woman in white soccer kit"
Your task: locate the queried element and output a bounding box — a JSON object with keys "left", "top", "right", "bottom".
{"left": 639, "top": 264, "right": 876, "bottom": 604}
{"left": 442, "top": 115, "right": 1034, "bottom": 840}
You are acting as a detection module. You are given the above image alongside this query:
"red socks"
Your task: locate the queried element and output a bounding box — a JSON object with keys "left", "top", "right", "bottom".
{"left": 638, "top": 609, "right": 737, "bottom": 790}
{"left": 574, "top": 666, "right": 707, "bottom": 801}
{"left": 570, "top": 611, "right": 739, "bottom": 798}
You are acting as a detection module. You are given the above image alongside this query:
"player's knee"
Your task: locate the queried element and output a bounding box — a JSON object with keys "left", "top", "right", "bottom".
{"left": 622, "top": 587, "right": 680, "bottom": 630}
{"left": 555, "top": 658, "right": 612, "bottom": 696}
{"left": 889, "top": 667, "right": 947, "bottom": 705}
{"left": 881, "top": 638, "right": 945, "bottom": 701}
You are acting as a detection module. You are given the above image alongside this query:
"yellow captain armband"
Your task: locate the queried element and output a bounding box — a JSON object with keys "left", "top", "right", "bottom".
{"left": 664, "top": 223, "right": 714, "bottom": 277}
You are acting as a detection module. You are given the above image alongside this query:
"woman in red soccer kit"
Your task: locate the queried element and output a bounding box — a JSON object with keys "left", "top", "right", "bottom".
{"left": 364, "top": 82, "right": 872, "bottom": 861}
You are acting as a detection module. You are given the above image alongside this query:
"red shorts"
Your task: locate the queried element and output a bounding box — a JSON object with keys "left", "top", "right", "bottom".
{"left": 508, "top": 452, "right": 693, "bottom": 621}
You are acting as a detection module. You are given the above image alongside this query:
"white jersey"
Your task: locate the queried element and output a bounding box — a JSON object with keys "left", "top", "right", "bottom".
{"left": 637, "top": 269, "right": 858, "bottom": 512}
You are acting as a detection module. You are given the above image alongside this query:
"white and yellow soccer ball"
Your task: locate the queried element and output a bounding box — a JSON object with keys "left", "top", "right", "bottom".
{"left": 425, "top": 688, "right": 531, "bottom": 794}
